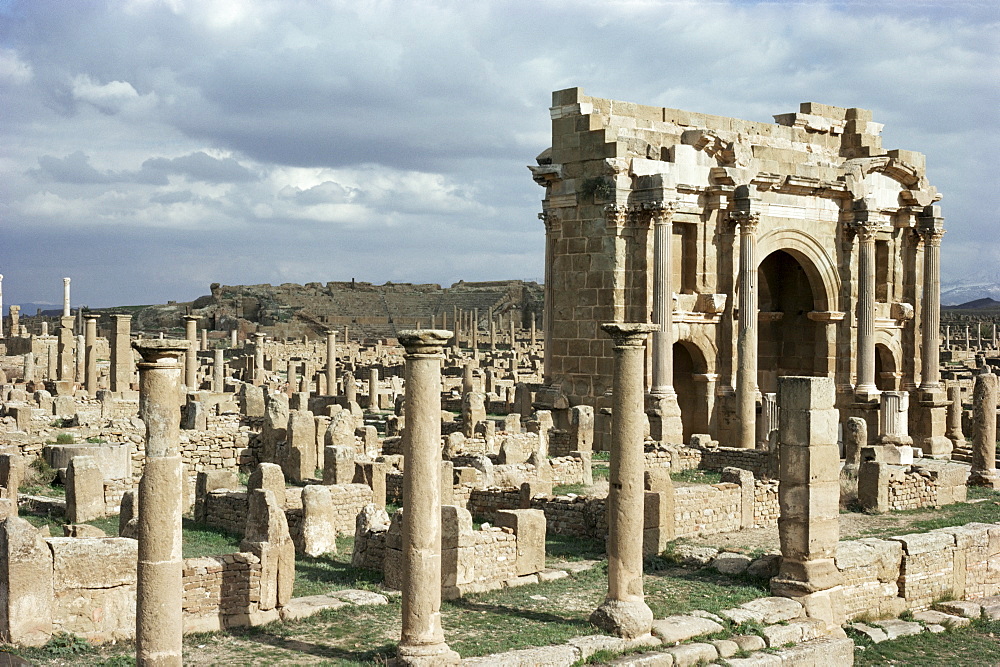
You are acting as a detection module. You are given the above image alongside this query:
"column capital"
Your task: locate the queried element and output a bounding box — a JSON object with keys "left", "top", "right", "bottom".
{"left": 132, "top": 339, "right": 190, "bottom": 365}
{"left": 183, "top": 314, "right": 200, "bottom": 323}
{"left": 853, "top": 220, "right": 880, "bottom": 242}
{"left": 644, "top": 200, "right": 679, "bottom": 225}
{"left": 601, "top": 322, "right": 657, "bottom": 348}
{"left": 63, "top": 277, "right": 71, "bottom": 285}
{"left": 398, "top": 329, "right": 452, "bottom": 356}
{"left": 538, "top": 208, "right": 562, "bottom": 233}
{"left": 728, "top": 210, "right": 761, "bottom": 235}
{"left": 604, "top": 203, "right": 630, "bottom": 230}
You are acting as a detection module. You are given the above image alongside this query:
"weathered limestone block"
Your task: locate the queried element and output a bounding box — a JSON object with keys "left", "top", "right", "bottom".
{"left": 240, "top": 383, "right": 266, "bottom": 417}
{"left": 283, "top": 409, "right": 317, "bottom": 483}
{"left": 569, "top": 405, "right": 594, "bottom": 452}
{"left": 118, "top": 490, "right": 138, "bottom": 538}
{"left": 858, "top": 461, "right": 890, "bottom": 513}
{"left": 495, "top": 509, "right": 545, "bottom": 576}
{"left": 261, "top": 392, "right": 289, "bottom": 463}
{"left": 48, "top": 536, "right": 138, "bottom": 643}
{"left": 65, "top": 455, "right": 105, "bottom": 524}
{"left": 325, "top": 410, "right": 357, "bottom": 450}
{"left": 0, "top": 454, "right": 23, "bottom": 508}
{"left": 323, "top": 445, "right": 355, "bottom": 485}
{"left": 247, "top": 462, "right": 287, "bottom": 508}
{"left": 182, "top": 399, "right": 207, "bottom": 430}
{"left": 301, "top": 485, "right": 337, "bottom": 557}
{"left": 0, "top": 517, "right": 53, "bottom": 646}
{"left": 194, "top": 470, "right": 240, "bottom": 522}
{"left": 354, "top": 461, "right": 388, "bottom": 508}
{"left": 462, "top": 392, "right": 487, "bottom": 438}
{"left": 241, "top": 489, "right": 294, "bottom": 611}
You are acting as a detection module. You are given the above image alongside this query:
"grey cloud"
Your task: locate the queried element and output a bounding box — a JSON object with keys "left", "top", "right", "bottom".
{"left": 139, "top": 152, "right": 256, "bottom": 184}
{"left": 32, "top": 151, "right": 113, "bottom": 184}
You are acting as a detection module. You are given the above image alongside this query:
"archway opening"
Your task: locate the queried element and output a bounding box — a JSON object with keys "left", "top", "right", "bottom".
{"left": 757, "top": 249, "right": 819, "bottom": 394}
{"left": 875, "top": 343, "right": 898, "bottom": 391}
{"left": 673, "top": 340, "right": 708, "bottom": 441}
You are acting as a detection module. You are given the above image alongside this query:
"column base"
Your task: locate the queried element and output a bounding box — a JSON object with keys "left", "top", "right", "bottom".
{"left": 646, "top": 393, "right": 684, "bottom": 445}
{"left": 968, "top": 470, "right": 1000, "bottom": 490}
{"left": 590, "top": 598, "right": 653, "bottom": 639}
{"left": 395, "top": 642, "right": 461, "bottom": 666}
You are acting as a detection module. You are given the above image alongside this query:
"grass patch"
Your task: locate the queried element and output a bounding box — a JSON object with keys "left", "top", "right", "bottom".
{"left": 852, "top": 487, "right": 1000, "bottom": 539}
{"left": 181, "top": 520, "right": 243, "bottom": 559}
{"left": 671, "top": 469, "right": 723, "bottom": 485}
{"left": 854, "top": 616, "right": 1000, "bottom": 666}
{"left": 546, "top": 534, "right": 606, "bottom": 563}
{"left": 293, "top": 536, "right": 384, "bottom": 598}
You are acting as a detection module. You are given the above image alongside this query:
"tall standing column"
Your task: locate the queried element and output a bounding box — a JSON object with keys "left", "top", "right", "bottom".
{"left": 85, "top": 318, "right": 97, "bottom": 396}
{"left": 57, "top": 317, "right": 75, "bottom": 381}
{"left": 396, "top": 329, "right": 460, "bottom": 666}
{"left": 75, "top": 334, "right": 85, "bottom": 383}
{"left": 914, "top": 206, "right": 952, "bottom": 458}
{"left": 854, "top": 217, "right": 879, "bottom": 396}
{"left": 648, "top": 202, "right": 684, "bottom": 444}
{"left": 325, "top": 331, "right": 337, "bottom": 396}
{"left": 183, "top": 316, "right": 199, "bottom": 389}
{"left": 133, "top": 339, "right": 189, "bottom": 667}
{"left": 110, "top": 315, "right": 133, "bottom": 392}
{"left": 733, "top": 208, "right": 761, "bottom": 449}
{"left": 591, "top": 322, "right": 656, "bottom": 639}
{"left": 62, "top": 277, "right": 71, "bottom": 318}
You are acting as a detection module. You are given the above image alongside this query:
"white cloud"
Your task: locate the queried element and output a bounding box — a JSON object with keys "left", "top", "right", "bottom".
{"left": 0, "top": 0, "right": 995, "bottom": 305}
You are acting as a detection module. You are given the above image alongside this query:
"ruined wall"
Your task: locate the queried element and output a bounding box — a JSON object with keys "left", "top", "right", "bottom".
{"left": 182, "top": 553, "right": 264, "bottom": 633}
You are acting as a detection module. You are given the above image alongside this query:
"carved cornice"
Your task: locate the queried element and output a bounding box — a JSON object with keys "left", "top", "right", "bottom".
{"left": 538, "top": 209, "right": 561, "bottom": 233}
{"left": 604, "top": 204, "right": 629, "bottom": 230}
{"left": 644, "top": 200, "right": 679, "bottom": 226}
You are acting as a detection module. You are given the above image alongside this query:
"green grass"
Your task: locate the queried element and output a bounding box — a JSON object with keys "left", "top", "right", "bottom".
{"left": 671, "top": 468, "right": 723, "bottom": 485}
{"left": 853, "top": 617, "right": 1000, "bottom": 666}
{"left": 853, "top": 487, "right": 1000, "bottom": 540}
{"left": 181, "top": 520, "right": 243, "bottom": 558}
{"left": 553, "top": 482, "right": 587, "bottom": 495}
{"left": 292, "top": 536, "right": 384, "bottom": 597}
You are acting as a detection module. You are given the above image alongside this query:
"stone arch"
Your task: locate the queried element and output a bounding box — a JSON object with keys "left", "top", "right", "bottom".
{"left": 673, "top": 335, "right": 713, "bottom": 440}
{"left": 755, "top": 228, "right": 840, "bottom": 312}
{"left": 874, "top": 331, "right": 902, "bottom": 391}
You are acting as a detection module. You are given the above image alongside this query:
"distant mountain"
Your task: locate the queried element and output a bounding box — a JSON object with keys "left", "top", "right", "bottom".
{"left": 941, "top": 274, "right": 1000, "bottom": 307}
{"left": 946, "top": 298, "right": 1000, "bottom": 310}
{"left": 7, "top": 302, "right": 61, "bottom": 316}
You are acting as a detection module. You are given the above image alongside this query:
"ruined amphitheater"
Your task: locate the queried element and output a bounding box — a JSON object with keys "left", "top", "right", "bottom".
{"left": 1, "top": 89, "right": 998, "bottom": 666}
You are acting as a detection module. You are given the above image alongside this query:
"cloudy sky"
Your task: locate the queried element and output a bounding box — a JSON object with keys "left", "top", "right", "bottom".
{"left": 1, "top": 0, "right": 997, "bottom": 309}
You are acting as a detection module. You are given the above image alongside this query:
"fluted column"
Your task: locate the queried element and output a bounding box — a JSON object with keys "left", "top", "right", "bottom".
{"left": 854, "top": 220, "right": 879, "bottom": 396}
{"left": 540, "top": 210, "right": 560, "bottom": 382}
{"left": 396, "top": 329, "right": 460, "bottom": 666}
{"left": 133, "top": 340, "right": 189, "bottom": 667}
{"left": 733, "top": 210, "right": 760, "bottom": 449}
{"left": 919, "top": 224, "right": 944, "bottom": 389}
{"left": 183, "top": 316, "right": 199, "bottom": 389}
{"left": 591, "top": 322, "right": 656, "bottom": 639}
{"left": 85, "top": 318, "right": 97, "bottom": 396}
{"left": 647, "top": 201, "right": 684, "bottom": 444}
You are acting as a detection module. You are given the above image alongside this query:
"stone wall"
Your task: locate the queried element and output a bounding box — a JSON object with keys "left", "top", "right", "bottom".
{"left": 697, "top": 446, "right": 777, "bottom": 479}
{"left": 835, "top": 522, "right": 1000, "bottom": 620}
{"left": 859, "top": 461, "right": 969, "bottom": 513}
{"left": 673, "top": 484, "right": 742, "bottom": 536}
{"left": 182, "top": 552, "right": 265, "bottom": 633}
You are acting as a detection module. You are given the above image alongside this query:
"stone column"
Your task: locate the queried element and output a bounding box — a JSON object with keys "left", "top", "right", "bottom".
{"left": 253, "top": 333, "right": 266, "bottom": 385}
{"left": 62, "top": 277, "right": 71, "bottom": 317}
{"left": 732, "top": 203, "right": 761, "bottom": 449}
{"left": 854, "top": 215, "right": 879, "bottom": 397}
{"left": 231, "top": 329, "right": 238, "bottom": 348}
{"left": 396, "top": 329, "right": 460, "bottom": 665}
{"left": 325, "top": 331, "right": 337, "bottom": 396}
{"left": 57, "top": 316, "right": 75, "bottom": 381}
{"left": 85, "top": 318, "right": 98, "bottom": 395}
{"left": 199, "top": 328, "right": 208, "bottom": 352}
{"left": 287, "top": 359, "right": 298, "bottom": 396}
{"left": 914, "top": 207, "right": 952, "bottom": 458}
{"left": 945, "top": 325, "right": 951, "bottom": 350}
{"left": 471, "top": 308, "right": 479, "bottom": 354}
{"left": 213, "top": 349, "right": 225, "bottom": 392}
{"left": 590, "top": 322, "right": 656, "bottom": 639}
{"left": 23, "top": 352, "right": 34, "bottom": 382}
{"left": 970, "top": 373, "right": 1000, "bottom": 488}
{"left": 368, "top": 367, "right": 379, "bottom": 410}
{"left": 647, "top": 202, "right": 683, "bottom": 444}
{"left": 945, "top": 385, "right": 966, "bottom": 451}
{"left": 489, "top": 315, "right": 496, "bottom": 351}
{"left": 183, "top": 316, "right": 199, "bottom": 389}
{"left": 771, "top": 376, "right": 845, "bottom": 624}
{"left": 965, "top": 325, "right": 970, "bottom": 350}
{"left": 133, "top": 339, "right": 189, "bottom": 666}
{"left": 75, "top": 334, "right": 85, "bottom": 383}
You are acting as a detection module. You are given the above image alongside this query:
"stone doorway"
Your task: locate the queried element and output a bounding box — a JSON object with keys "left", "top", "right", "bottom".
{"left": 673, "top": 340, "right": 708, "bottom": 441}
{"left": 757, "top": 249, "right": 819, "bottom": 393}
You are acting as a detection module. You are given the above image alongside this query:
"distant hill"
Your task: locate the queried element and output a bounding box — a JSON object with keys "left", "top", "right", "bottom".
{"left": 946, "top": 298, "right": 1000, "bottom": 310}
